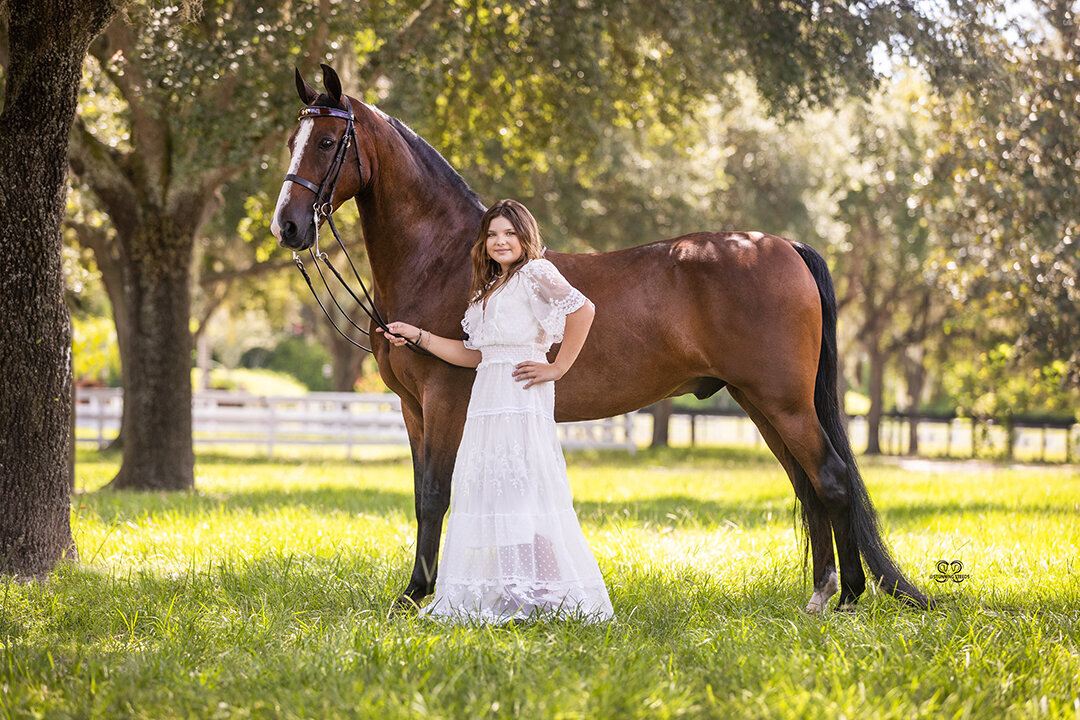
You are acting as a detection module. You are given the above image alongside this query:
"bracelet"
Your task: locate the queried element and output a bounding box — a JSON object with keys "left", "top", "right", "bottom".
{"left": 416, "top": 329, "right": 424, "bottom": 346}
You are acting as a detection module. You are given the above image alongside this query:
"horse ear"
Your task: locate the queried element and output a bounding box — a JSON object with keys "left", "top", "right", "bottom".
{"left": 295, "top": 68, "right": 318, "bottom": 105}
{"left": 321, "top": 63, "right": 343, "bottom": 106}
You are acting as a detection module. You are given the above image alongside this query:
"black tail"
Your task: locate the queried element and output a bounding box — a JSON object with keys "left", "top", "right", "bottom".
{"left": 791, "top": 241, "right": 930, "bottom": 609}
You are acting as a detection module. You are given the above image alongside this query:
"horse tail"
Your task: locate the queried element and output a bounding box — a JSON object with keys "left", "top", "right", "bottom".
{"left": 791, "top": 241, "right": 930, "bottom": 609}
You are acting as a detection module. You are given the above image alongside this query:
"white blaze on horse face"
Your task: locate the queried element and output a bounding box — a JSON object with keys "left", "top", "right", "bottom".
{"left": 270, "top": 120, "right": 315, "bottom": 241}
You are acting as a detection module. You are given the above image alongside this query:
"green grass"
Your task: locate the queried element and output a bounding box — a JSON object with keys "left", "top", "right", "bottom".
{"left": 3, "top": 447, "right": 1079, "bottom": 719}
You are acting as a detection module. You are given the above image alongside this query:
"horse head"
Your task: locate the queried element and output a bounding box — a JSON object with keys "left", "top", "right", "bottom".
{"left": 271, "top": 64, "right": 370, "bottom": 250}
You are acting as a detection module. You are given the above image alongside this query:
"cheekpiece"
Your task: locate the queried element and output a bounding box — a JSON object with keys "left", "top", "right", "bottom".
{"left": 298, "top": 106, "right": 356, "bottom": 122}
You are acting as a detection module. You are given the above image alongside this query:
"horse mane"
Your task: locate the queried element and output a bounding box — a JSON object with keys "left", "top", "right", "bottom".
{"left": 382, "top": 114, "right": 486, "bottom": 211}
{"left": 308, "top": 92, "right": 484, "bottom": 212}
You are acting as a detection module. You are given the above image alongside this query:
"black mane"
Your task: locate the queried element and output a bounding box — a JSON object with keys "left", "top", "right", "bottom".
{"left": 306, "top": 94, "right": 484, "bottom": 211}
{"left": 383, "top": 114, "right": 485, "bottom": 211}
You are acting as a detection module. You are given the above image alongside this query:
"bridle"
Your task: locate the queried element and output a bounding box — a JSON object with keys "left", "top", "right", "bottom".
{"left": 284, "top": 97, "right": 428, "bottom": 356}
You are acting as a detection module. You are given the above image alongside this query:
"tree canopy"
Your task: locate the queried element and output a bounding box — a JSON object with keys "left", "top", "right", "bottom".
{"left": 59, "top": 0, "right": 1080, "bottom": 478}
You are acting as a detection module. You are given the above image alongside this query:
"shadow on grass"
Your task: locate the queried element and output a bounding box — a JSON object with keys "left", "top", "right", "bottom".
{"left": 75, "top": 445, "right": 1078, "bottom": 532}
{"left": 567, "top": 445, "right": 780, "bottom": 469}
{"left": 75, "top": 447, "right": 412, "bottom": 468}
{"left": 76, "top": 485, "right": 416, "bottom": 525}
{"left": 76, "top": 481, "right": 1078, "bottom": 534}
{"left": 76, "top": 485, "right": 858, "bottom": 534}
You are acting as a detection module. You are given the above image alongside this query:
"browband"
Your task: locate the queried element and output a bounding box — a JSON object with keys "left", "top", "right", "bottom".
{"left": 298, "top": 106, "right": 356, "bottom": 122}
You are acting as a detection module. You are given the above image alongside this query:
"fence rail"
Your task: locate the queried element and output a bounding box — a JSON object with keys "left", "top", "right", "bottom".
{"left": 75, "top": 388, "right": 636, "bottom": 456}
{"left": 76, "top": 388, "right": 1077, "bottom": 463}
{"left": 639, "top": 406, "right": 1079, "bottom": 463}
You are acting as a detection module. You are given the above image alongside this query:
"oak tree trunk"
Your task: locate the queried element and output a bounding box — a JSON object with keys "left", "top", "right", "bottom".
{"left": 329, "top": 330, "right": 366, "bottom": 392}
{"left": 0, "top": 0, "right": 122, "bottom": 577}
{"left": 904, "top": 357, "right": 927, "bottom": 456}
{"left": 650, "top": 398, "right": 674, "bottom": 448}
{"left": 106, "top": 217, "right": 195, "bottom": 491}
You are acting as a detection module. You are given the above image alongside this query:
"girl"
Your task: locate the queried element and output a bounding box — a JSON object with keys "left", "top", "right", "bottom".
{"left": 379, "top": 199, "right": 614, "bottom": 623}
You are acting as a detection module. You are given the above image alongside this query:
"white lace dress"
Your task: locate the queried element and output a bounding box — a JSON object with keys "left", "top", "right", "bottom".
{"left": 422, "top": 259, "right": 614, "bottom": 623}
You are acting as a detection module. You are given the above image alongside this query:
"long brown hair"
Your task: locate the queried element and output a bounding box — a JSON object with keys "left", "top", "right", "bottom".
{"left": 469, "top": 199, "right": 545, "bottom": 304}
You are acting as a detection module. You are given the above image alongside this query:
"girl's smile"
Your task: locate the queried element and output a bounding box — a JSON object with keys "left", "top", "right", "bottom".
{"left": 486, "top": 216, "right": 524, "bottom": 271}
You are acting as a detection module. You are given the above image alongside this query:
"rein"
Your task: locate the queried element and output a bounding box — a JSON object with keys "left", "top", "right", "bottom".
{"left": 285, "top": 99, "right": 430, "bottom": 357}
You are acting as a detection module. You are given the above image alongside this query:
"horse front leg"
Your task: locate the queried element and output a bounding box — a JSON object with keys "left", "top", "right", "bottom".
{"left": 394, "top": 395, "right": 442, "bottom": 607}
{"left": 400, "top": 458, "right": 452, "bottom": 605}
{"left": 395, "top": 387, "right": 469, "bottom": 611}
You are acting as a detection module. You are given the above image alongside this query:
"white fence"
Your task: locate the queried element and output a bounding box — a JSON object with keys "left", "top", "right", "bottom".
{"left": 75, "top": 388, "right": 636, "bottom": 456}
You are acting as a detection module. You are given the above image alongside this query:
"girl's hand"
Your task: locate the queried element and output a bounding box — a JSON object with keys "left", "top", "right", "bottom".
{"left": 377, "top": 321, "right": 420, "bottom": 348}
{"left": 512, "top": 360, "right": 565, "bottom": 389}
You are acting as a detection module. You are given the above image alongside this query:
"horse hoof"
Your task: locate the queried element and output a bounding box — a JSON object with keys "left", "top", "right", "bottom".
{"left": 391, "top": 593, "right": 422, "bottom": 615}
{"left": 804, "top": 570, "right": 840, "bottom": 614}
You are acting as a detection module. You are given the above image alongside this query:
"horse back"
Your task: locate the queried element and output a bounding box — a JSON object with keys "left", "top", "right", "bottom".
{"left": 545, "top": 231, "right": 824, "bottom": 421}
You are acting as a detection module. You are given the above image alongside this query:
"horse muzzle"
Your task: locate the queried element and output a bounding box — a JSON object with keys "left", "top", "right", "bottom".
{"left": 272, "top": 212, "right": 316, "bottom": 251}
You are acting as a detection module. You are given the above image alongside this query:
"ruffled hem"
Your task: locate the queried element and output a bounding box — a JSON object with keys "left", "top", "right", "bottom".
{"left": 466, "top": 406, "right": 554, "bottom": 419}
{"left": 421, "top": 578, "right": 613, "bottom": 624}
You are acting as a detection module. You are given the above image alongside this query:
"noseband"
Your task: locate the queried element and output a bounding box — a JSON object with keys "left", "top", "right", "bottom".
{"left": 285, "top": 98, "right": 428, "bottom": 356}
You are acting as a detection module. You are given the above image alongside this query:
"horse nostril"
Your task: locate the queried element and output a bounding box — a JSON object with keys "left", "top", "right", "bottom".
{"left": 283, "top": 220, "right": 298, "bottom": 240}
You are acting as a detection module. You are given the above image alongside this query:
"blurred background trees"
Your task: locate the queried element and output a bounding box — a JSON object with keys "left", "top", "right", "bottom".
{"left": 58, "top": 0, "right": 1080, "bottom": 477}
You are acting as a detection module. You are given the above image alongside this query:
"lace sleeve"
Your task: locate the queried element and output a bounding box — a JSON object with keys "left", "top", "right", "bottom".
{"left": 521, "top": 259, "right": 588, "bottom": 344}
{"left": 461, "top": 302, "right": 481, "bottom": 350}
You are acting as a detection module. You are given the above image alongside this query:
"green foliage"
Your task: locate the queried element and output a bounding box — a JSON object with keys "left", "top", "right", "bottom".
{"left": 63, "top": 0, "right": 1080, "bottom": 424}
{"left": 928, "top": 3, "right": 1080, "bottom": 383}
{"left": 246, "top": 336, "right": 334, "bottom": 392}
{"left": 192, "top": 367, "right": 310, "bottom": 396}
{"left": 2, "top": 450, "right": 1077, "bottom": 718}
{"left": 943, "top": 343, "right": 1079, "bottom": 422}
{"left": 71, "top": 314, "right": 120, "bottom": 386}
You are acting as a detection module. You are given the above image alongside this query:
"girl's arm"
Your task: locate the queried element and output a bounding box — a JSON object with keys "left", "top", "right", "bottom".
{"left": 377, "top": 322, "right": 482, "bottom": 368}
{"left": 512, "top": 300, "right": 595, "bottom": 389}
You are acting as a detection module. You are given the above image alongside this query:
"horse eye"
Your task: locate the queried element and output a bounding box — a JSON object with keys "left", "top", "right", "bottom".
{"left": 319, "top": 137, "right": 335, "bottom": 150}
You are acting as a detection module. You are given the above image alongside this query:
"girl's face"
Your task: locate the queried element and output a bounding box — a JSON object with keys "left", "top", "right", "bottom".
{"left": 485, "top": 216, "right": 524, "bottom": 272}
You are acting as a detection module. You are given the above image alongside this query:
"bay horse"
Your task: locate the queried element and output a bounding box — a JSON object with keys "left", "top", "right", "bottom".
{"left": 270, "top": 65, "right": 930, "bottom": 612}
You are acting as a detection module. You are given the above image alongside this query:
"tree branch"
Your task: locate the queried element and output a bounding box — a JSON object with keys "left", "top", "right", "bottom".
{"left": 66, "top": 219, "right": 131, "bottom": 356}
{"left": 199, "top": 257, "right": 294, "bottom": 286}
{"left": 88, "top": 16, "right": 170, "bottom": 200}
{"left": 192, "top": 280, "right": 230, "bottom": 340}
{"left": 68, "top": 118, "right": 140, "bottom": 237}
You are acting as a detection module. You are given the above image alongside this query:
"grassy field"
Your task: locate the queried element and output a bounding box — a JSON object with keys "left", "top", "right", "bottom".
{"left": 2, "top": 447, "right": 1078, "bottom": 719}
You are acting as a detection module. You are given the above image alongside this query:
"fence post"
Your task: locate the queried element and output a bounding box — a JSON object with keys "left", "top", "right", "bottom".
{"left": 344, "top": 398, "right": 353, "bottom": 461}
{"left": 266, "top": 397, "right": 276, "bottom": 458}
{"left": 96, "top": 392, "right": 107, "bottom": 450}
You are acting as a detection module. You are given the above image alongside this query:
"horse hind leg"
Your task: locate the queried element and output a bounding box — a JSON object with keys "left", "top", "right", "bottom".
{"left": 761, "top": 400, "right": 867, "bottom": 609}
{"left": 728, "top": 388, "right": 839, "bottom": 613}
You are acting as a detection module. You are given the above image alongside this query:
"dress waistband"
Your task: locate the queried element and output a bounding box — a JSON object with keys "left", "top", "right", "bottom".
{"left": 477, "top": 344, "right": 547, "bottom": 367}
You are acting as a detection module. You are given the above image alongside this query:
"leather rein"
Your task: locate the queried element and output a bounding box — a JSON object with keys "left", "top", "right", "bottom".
{"left": 285, "top": 98, "right": 429, "bottom": 356}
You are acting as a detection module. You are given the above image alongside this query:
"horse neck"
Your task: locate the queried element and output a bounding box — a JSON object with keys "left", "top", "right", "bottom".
{"left": 354, "top": 109, "right": 482, "bottom": 310}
